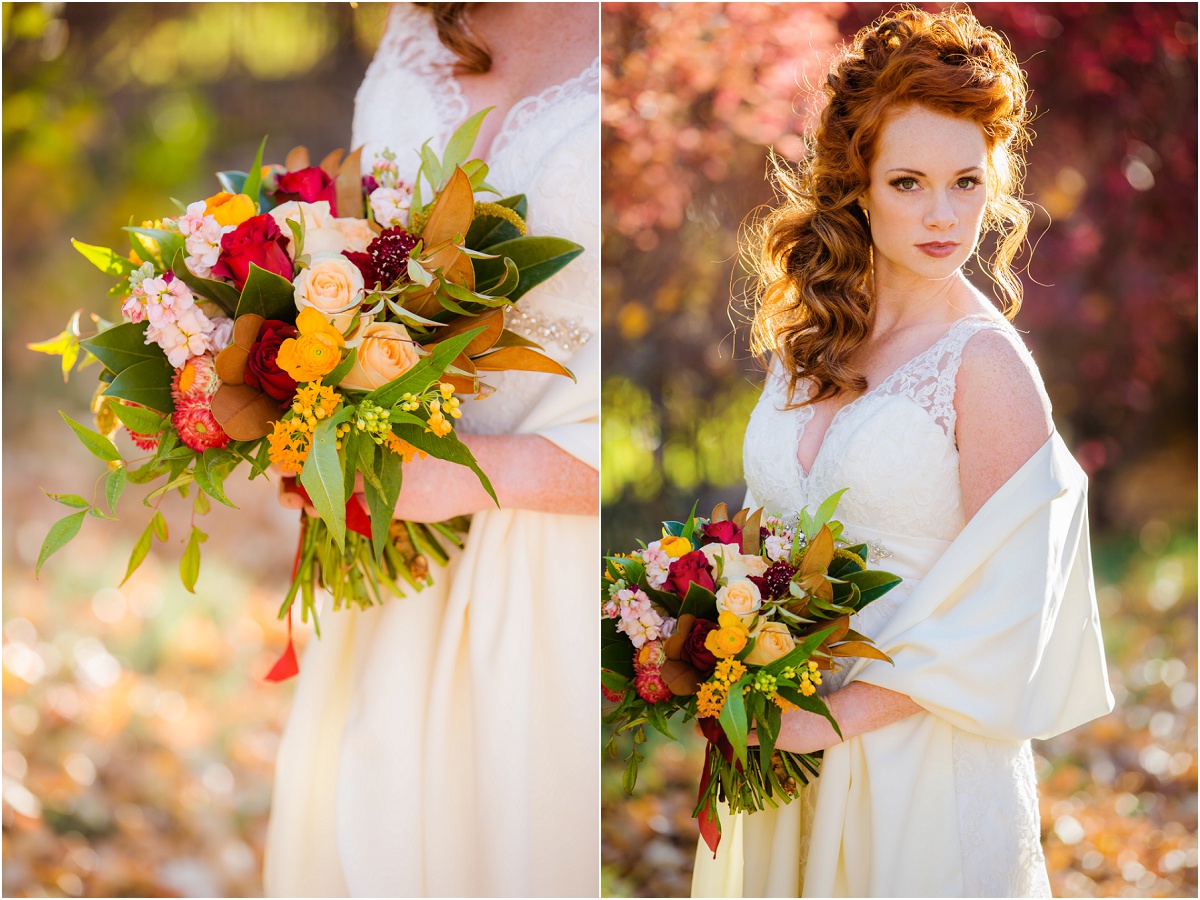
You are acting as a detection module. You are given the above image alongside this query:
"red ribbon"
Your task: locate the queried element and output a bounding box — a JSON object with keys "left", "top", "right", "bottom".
{"left": 697, "top": 716, "right": 739, "bottom": 856}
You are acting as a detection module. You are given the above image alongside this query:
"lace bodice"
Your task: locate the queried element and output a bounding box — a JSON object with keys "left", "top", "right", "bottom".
{"left": 351, "top": 4, "right": 599, "bottom": 434}
{"left": 743, "top": 312, "right": 1051, "bottom": 897}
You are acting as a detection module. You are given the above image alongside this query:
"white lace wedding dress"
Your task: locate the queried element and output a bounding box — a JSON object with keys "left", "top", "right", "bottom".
{"left": 263, "top": 6, "right": 599, "bottom": 897}
{"left": 692, "top": 313, "right": 1113, "bottom": 897}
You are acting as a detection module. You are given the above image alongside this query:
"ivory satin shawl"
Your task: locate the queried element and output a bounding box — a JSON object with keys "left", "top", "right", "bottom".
{"left": 693, "top": 434, "right": 1113, "bottom": 897}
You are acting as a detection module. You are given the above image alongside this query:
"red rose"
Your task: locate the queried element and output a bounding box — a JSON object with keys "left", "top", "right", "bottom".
{"left": 700, "top": 520, "right": 743, "bottom": 551}
{"left": 245, "top": 319, "right": 299, "bottom": 404}
{"left": 681, "top": 619, "right": 719, "bottom": 674}
{"left": 274, "top": 166, "right": 338, "bottom": 215}
{"left": 211, "top": 214, "right": 293, "bottom": 290}
{"left": 664, "top": 549, "right": 715, "bottom": 599}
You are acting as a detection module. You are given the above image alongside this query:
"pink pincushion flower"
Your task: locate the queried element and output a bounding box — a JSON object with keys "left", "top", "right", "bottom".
{"left": 172, "top": 397, "right": 231, "bottom": 452}
{"left": 634, "top": 670, "right": 673, "bottom": 704}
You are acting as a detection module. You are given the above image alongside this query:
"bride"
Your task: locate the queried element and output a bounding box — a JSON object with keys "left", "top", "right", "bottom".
{"left": 692, "top": 8, "right": 1112, "bottom": 897}
{"left": 266, "top": 3, "right": 599, "bottom": 896}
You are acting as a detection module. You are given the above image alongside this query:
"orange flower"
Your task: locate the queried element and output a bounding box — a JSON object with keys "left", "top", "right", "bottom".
{"left": 277, "top": 307, "right": 345, "bottom": 382}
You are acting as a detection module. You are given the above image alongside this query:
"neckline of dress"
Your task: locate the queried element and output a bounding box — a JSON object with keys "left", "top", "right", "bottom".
{"left": 794, "top": 312, "right": 997, "bottom": 479}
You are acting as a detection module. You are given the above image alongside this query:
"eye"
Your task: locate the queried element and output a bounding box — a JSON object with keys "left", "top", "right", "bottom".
{"left": 956, "top": 176, "right": 983, "bottom": 190}
{"left": 889, "top": 176, "right": 919, "bottom": 191}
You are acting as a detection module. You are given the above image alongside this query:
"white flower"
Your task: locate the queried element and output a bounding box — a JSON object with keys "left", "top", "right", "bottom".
{"left": 700, "top": 542, "right": 769, "bottom": 582}
{"left": 642, "top": 542, "right": 671, "bottom": 589}
{"left": 209, "top": 316, "right": 234, "bottom": 352}
{"left": 764, "top": 534, "right": 788, "bottom": 562}
{"left": 369, "top": 185, "right": 413, "bottom": 228}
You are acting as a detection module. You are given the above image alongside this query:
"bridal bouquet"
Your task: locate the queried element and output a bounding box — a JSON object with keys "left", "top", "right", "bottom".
{"left": 601, "top": 491, "right": 901, "bottom": 852}
{"left": 31, "top": 110, "right": 580, "bottom": 678}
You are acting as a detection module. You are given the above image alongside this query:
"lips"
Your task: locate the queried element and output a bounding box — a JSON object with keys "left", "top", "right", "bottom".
{"left": 916, "top": 241, "right": 960, "bottom": 259}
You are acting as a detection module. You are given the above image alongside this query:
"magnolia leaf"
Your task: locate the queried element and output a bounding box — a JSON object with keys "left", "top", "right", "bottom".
{"left": 235, "top": 264, "right": 297, "bottom": 321}
{"left": 475, "top": 255, "right": 520, "bottom": 297}
{"left": 214, "top": 313, "right": 265, "bottom": 386}
{"left": 464, "top": 194, "right": 528, "bottom": 248}
{"left": 433, "top": 308, "right": 505, "bottom": 357}
{"left": 710, "top": 502, "right": 729, "bottom": 523}
{"left": 471, "top": 235, "right": 582, "bottom": 302}
{"left": 841, "top": 569, "right": 903, "bottom": 607}
{"left": 319, "top": 147, "right": 345, "bottom": 177}
{"left": 60, "top": 412, "right": 122, "bottom": 463}
{"left": 36, "top": 509, "right": 88, "bottom": 576}
{"left": 285, "top": 145, "right": 310, "bottom": 172}
{"left": 210, "top": 383, "right": 280, "bottom": 440}
{"left": 300, "top": 418, "right": 346, "bottom": 553}
{"left": 103, "top": 359, "right": 175, "bottom": 414}
{"left": 421, "top": 167, "right": 475, "bottom": 248}
{"left": 79, "top": 322, "right": 165, "bottom": 375}
{"left": 170, "top": 249, "right": 239, "bottom": 312}
{"left": 798, "top": 525, "right": 835, "bottom": 577}
{"left": 180, "top": 525, "right": 207, "bottom": 593}
{"left": 71, "top": 239, "right": 136, "bottom": 277}
{"left": 473, "top": 346, "right": 574, "bottom": 380}
{"left": 830, "top": 640, "right": 893, "bottom": 662}
{"left": 742, "top": 508, "right": 763, "bottom": 556}
{"left": 334, "top": 146, "right": 363, "bottom": 219}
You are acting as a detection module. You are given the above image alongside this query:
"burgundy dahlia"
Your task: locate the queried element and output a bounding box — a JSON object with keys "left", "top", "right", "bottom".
{"left": 342, "top": 227, "right": 419, "bottom": 290}
{"left": 750, "top": 560, "right": 799, "bottom": 601}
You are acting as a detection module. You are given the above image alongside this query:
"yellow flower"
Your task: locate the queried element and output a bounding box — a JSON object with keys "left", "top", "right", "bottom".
{"left": 696, "top": 681, "right": 726, "bottom": 718}
{"left": 204, "top": 191, "right": 257, "bottom": 227}
{"left": 658, "top": 535, "right": 692, "bottom": 558}
{"left": 385, "top": 432, "right": 427, "bottom": 463}
{"left": 773, "top": 694, "right": 799, "bottom": 713}
{"left": 705, "top": 626, "right": 747, "bottom": 660}
{"left": 426, "top": 410, "right": 453, "bottom": 438}
{"left": 717, "top": 611, "right": 750, "bottom": 636}
{"left": 713, "top": 658, "right": 746, "bottom": 686}
{"left": 277, "top": 307, "right": 345, "bottom": 382}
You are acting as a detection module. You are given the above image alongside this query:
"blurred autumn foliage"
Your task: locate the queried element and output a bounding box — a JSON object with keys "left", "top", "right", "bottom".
{"left": 3, "top": 4, "right": 388, "bottom": 896}
{"left": 601, "top": 3, "right": 1197, "bottom": 898}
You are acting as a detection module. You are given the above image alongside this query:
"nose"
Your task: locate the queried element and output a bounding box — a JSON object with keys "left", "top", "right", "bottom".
{"left": 924, "top": 190, "right": 957, "bottom": 231}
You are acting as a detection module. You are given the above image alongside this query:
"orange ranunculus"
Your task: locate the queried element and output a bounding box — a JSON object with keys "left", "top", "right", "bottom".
{"left": 204, "top": 191, "right": 257, "bottom": 228}
{"left": 705, "top": 611, "right": 750, "bottom": 659}
{"left": 658, "top": 535, "right": 692, "bottom": 558}
{"left": 276, "top": 307, "right": 345, "bottom": 382}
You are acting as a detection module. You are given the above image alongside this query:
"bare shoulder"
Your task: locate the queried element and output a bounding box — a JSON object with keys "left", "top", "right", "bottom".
{"left": 954, "top": 325, "right": 1054, "bottom": 519}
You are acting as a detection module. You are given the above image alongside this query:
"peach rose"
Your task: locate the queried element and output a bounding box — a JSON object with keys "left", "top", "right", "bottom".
{"left": 701, "top": 542, "right": 769, "bottom": 580}
{"left": 293, "top": 253, "right": 365, "bottom": 331}
{"left": 339, "top": 321, "right": 421, "bottom": 391}
{"left": 715, "top": 578, "right": 762, "bottom": 624}
{"left": 333, "top": 217, "right": 376, "bottom": 254}
{"left": 745, "top": 621, "right": 797, "bottom": 666}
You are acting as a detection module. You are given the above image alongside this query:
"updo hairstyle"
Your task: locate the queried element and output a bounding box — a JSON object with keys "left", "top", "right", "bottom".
{"left": 749, "top": 6, "right": 1032, "bottom": 405}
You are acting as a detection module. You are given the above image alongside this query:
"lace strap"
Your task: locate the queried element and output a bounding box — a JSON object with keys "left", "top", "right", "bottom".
{"left": 934, "top": 315, "right": 1019, "bottom": 437}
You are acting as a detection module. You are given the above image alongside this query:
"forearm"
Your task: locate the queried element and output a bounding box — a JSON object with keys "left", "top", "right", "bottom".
{"left": 459, "top": 432, "right": 598, "bottom": 515}
{"left": 771, "top": 681, "right": 924, "bottom": 753}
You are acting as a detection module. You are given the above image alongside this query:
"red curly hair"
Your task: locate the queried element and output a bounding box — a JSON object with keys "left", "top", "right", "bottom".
{"left": 748, "top": 6, "right": 1033, "bottom": 405}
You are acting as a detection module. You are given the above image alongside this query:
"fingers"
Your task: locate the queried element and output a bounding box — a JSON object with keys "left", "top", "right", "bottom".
{"left": 278, "top": 479, "right": 305, "bottom": 510}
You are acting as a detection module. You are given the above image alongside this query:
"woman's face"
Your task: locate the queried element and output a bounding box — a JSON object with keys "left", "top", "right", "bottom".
{"left": 860, "top": 104, "right": 989, "bottom": 285}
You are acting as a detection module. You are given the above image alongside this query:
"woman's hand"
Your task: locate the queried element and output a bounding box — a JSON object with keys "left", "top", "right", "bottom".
{"left": 746, "top": 682, "right": 924, "bottom": 753}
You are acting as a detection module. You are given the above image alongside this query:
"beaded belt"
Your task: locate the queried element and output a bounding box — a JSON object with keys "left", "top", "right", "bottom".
{"left": 504, "top": 306, "right": 593, "bottom": 354}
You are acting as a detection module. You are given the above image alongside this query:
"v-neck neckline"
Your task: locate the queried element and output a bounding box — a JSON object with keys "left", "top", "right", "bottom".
{"left": 794, "top": 313, "right": 989, "bottom": 479}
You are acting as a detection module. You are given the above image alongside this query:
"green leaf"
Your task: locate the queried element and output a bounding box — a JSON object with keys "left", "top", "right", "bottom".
{"left": 388, "top": 423, "right": 496, "bottom": 506}
{"left": 441, "top": 106, "right": 490, "bottom": 173}
{"left": 169, "top": 249, "right": 239, "bottom": 313}
{"left": 364, "top": 447, "right": 403, "bottom": 568}
{"left": 241, "top": 136, "right": 269, "bottom": 202}
{"left": 216, "top": 170, "right": 247, "bottom": 196}
{"left": 60, "top": 412, "right": 122, "bottom": 463}
{"left": 841, "top": 569, "right": 903, "bottom": 608}
{"left": 234, "top": 263, "right": 299, "bottom": 321}
{"left": 678, "top": 581, "right": 719, "bottom": 621}
{"left": 776, "top": 684, "right": 842, "bottom": 740}
{"left": 71, "top": 239, "right": 136, "bottom": 277}
{"left": 471, "top": 236, "right": 583, "bottom": 302}
{"left": 42, "top": 490, "right": 89, "bottom": 508}
{"left": 300, "top": 418, "right": 346, "bottom": 553}
{"left": 601, "top": 618, "right": 636, "bottom": 677}
{"left": 151, "top": 510, "right": 169, "bottom": 541}
{"left": 180, "top": 526, "right": 207, "bottom": 593}
{"left": 762, "top": 624, "right": 839, "bottom": 677}
{"left": 475, "top": 256, "right": 520, "bottom": 297}
{"left": 105, "top": 466, "right": 127, "bottom": 514}
{"left": 103, "top": 358, "right": 176, "bottom": 414}
{"left": 79, "top": 322, "right": 165, "bottom": 375}
{"left": 719, "top": 674, "right": 751, "bottom": 769}
{"left": 36, "top": 509, "right": 88, "bottom": 575}
{"left": 193, "top": 491, "right": 211, "bottom": 516}
{"left": 121, "top": 517, "right": 156, "bottom": 585}
{"left": 192, "top": 449, "right": 238, "bottom": 508}
{"left": 757, "top": 701, "right": 781, "bottom": 778}
{"left": 812, "top": 488, "right": 848, "bottom": 532}
{"left": 110, "top": 402, "right": 167, "bottom": 435}
{"left": 419, "top": 142, "right": 443, "bottom": 193}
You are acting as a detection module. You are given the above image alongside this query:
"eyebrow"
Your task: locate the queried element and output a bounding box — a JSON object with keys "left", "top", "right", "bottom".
{"left": 886, "top": 167, "right": 984, "bottom": 176}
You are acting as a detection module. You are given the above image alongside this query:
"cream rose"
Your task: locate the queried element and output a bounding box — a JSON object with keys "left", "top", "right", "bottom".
{"left": 270, "top": 201, "right": 334, "bottom": 259}
{"left": 745, "top": 620, "right": 797, "bottom": 666}
{"left": 716, "top": 578, "right": 762, "bottom": 624}
{"left": 339, "top": 321, "right": 421, "bottom": 391}
{"left": 701, "top": 542, "right": 770, "bottom": 581}
{"left": 293, "top": 253, "right": 365, "bottom": 331}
